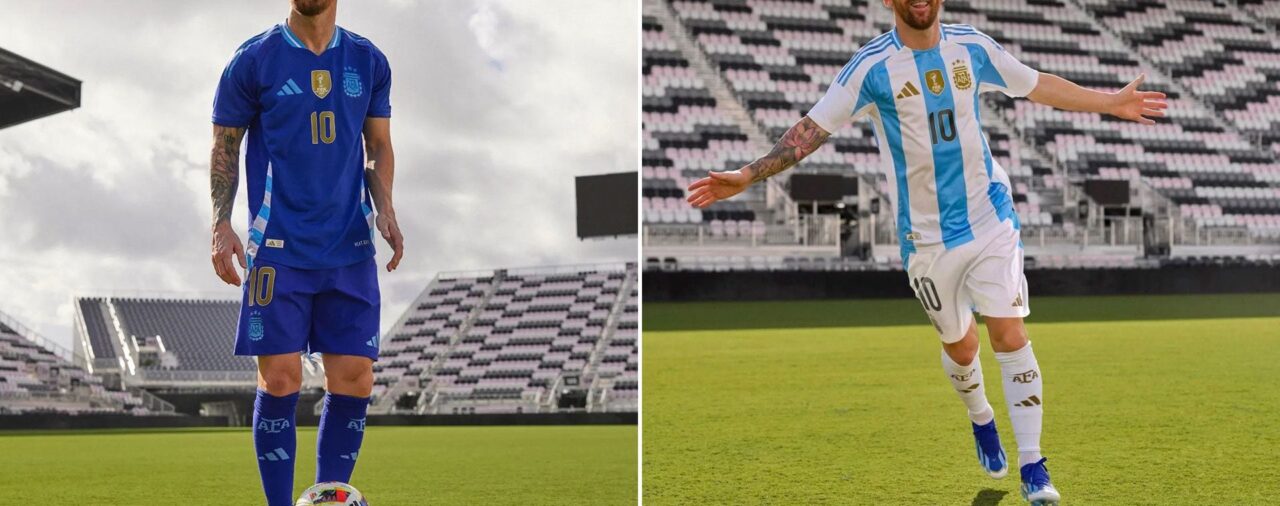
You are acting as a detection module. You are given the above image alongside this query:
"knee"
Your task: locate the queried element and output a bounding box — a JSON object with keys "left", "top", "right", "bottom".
{"left": 259, "top": 368, "right": 302, "bottom": 396}
{"left": 987, "top": 318, "right": 1029, "bottom": 352}
{"left": 942, "top": 327, "right": 980, "bottom": 365}
{"left": 327, "top": 364, "right": 374, "bottom": 397}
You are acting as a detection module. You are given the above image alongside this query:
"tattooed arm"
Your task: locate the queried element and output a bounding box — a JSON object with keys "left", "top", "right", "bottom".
{"left": 210, "top": 125, "right": 247, "bottom": 285}
{"left": 744, "top": 116, "right": 831, "bottom": 183}
{"left": 363, "top": 117, "right": 404, "bottom": 272}
{"left": 686, "top": 116, "right": 831, "bottom": 208}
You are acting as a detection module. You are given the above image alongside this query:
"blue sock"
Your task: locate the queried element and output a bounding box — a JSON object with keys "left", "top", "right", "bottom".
{"left": 316, "top": 392, "right": 370, "bottom": 483}
{"left": 253, "top": 390, "right": 299, "bottom": 506}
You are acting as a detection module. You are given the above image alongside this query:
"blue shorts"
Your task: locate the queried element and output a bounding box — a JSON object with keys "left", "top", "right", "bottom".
{"left": 234, "top": 257, "right": 380, "bottom": 361}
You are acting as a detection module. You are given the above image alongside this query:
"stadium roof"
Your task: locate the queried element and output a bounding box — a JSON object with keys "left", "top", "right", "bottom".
{"left": 0, "top": 46, "right": 81, "bottom": 130}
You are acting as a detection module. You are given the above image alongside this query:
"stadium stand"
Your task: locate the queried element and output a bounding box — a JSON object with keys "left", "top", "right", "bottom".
{"left": 0, "top": 309, "right": 156, "bottom": 414}
{"left": 74, "top": 297, "right": 257, "bottom": 387}
{"left": 371, "top": 263, "right": 638, "bottom": 415}
{"left": 642, "top": 0, "right": 1280, "bottom": 269}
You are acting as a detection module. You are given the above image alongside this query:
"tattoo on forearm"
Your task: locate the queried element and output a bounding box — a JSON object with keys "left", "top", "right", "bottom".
{"left": 210, "top": 126, "right": 244, "bottom": 227}
{"left": 746, "top": 116, "right": 829, "bottom": 183}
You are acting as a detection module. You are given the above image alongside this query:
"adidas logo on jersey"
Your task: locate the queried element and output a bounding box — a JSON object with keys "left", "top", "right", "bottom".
{"left": 276, "top": 78, "right": 304, "bottom": 97}
{"left": 896, "top": 81, "right": 921, "bottom": 99}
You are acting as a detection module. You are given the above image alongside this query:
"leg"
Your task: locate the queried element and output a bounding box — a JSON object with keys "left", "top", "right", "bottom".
{"left": 236, "top": 260, "right": 314, "bottom": 506}
{"left": 908, "top": 248, "right": 1008, "bottom": 478}
{"left": 986, "top": 316, "right": 1041, "bottom": 465}
{"left": 254, "top": 353, "right": 303, "bottom": 506}
{"left": 940, "top": 320, "right": 994, "bottom": 425}
{"left": 311, "top": 257, "right": 381, "bottom": 484}
{"left": 316, "top": 354, "right": 373, "bottom": 483}
{"left": 966, "top": 224, "right": 1058, "bottom": 503}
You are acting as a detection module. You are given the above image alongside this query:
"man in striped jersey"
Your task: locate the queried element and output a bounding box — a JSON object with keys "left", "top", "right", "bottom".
{"left": 686, "top": 0, "right": 1166, "bottom": 503}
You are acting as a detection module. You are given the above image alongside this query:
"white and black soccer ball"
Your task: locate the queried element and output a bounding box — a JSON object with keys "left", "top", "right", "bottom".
{"left": 295, "top": 482, "right": 369, "bottom": 506}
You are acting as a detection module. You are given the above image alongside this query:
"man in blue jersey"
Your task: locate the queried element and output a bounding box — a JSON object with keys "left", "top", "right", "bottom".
{"left": 209, "top": 0, "right": 403, "bottom": 504}
{"left": 687, "top": 0, "right": 1166, "bottom": 503}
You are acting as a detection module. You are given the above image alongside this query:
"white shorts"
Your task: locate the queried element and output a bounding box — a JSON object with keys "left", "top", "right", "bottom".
{"left": 905, "top": 220, "right": 1030, "bottom": 343}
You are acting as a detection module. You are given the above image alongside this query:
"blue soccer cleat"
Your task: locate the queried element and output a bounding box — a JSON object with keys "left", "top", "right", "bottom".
{"left": 1020, "top": 457, "right": 1061, "bottom": 505}
{"left": 971, "top": 420, "right": 1008, "bottom": 479}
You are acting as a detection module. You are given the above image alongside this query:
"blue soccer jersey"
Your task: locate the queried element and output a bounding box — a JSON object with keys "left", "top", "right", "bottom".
{"left": 213, "top": 22, "right": 391, "bottom": 270}
{"left": 808, "top": 25, "right": 1039, "bottom": 265}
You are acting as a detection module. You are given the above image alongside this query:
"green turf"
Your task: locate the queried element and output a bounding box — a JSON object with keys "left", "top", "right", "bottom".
{"left": 0, "top": 425, "right": 636, "bottom": 505}
{"left": 642, "top": 294, "right": 1280, "bottom": 505}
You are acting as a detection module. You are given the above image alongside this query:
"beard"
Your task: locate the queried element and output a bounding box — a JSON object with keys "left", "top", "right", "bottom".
{"left": 292, "top": 0, "right": 332, "bottom": 17}
{"left": 893, "top": 0, "right": 941, "bottom": 30}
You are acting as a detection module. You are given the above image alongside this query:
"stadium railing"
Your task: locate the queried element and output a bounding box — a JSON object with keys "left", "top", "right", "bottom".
{"left": 0, "top": 308, "right": 82, "bottom": 365}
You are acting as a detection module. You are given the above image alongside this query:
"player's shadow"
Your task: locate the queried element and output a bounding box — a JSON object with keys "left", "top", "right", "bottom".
{"left": 970, "top": 489, "right": 1008, "bottom": 506}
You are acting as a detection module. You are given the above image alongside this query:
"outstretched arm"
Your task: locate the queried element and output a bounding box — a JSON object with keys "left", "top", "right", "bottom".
{"left": 686, "top": 116, "right": 831, "bottom": 208}
{"left": 363, "top": 117, "right": 403, "bottom": 272}
{"left": 210, "top": 125, "right": 247, "bottom": 286}
{"left": 1027, "top": 73, "right": 1167, "bottom": 125}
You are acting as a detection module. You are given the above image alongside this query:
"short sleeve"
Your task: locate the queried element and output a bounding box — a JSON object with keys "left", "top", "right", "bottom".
{"left": 808, "top": 63, "right": 878, "bottom": 133}
{"left": 367, "top": 48, "right": 392, "bottom": 118}
{"left": 971, "top": 39, "right": 1039, "bottom": 97}
{"left": 212, "top": 48, "right": 259, "bottom": 127}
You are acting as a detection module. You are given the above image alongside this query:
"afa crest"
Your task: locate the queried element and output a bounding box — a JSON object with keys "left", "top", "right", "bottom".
{"left": 924, "top": 69, "right": 946, "bottom": 95}
{"left": 248, "top": 312, "right": 265, "bottom": 341}
{"left": 952, "top": 60, "right": 973, "bottom": 91}
{"left": 311, "top": 69, "right": 332, "bottom": 99}
{"left": 343, "top": 66, "right": 363, "bottom": 98}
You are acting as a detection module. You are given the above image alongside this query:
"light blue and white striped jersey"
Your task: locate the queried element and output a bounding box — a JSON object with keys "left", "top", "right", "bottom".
{"left": 808, "top": 25, "right": 1039, "bottom": 265}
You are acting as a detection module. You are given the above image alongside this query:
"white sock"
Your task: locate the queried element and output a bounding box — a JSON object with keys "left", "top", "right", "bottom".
{"left": 941, "top": 349, "right": 994, "bottom": 425}
{"left": 995, "top": 341, "right": 1044, "bottom": 467}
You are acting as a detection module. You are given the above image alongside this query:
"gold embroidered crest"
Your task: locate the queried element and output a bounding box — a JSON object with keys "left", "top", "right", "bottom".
{"left": 925, "top": 69, "right": 945, "bottom": 95}
{"left": 952, "top": 60, "right": 973, "bottom": 91}
{"left": 311, "top": 70, "right": 332, "bottom": 99}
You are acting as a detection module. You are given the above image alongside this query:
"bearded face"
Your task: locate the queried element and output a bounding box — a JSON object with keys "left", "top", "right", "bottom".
{"left": 291, "top": 0, "right": 334, "bottom": 17}
{"left": 887, "top": 0, "right": 943, "bottom": 30}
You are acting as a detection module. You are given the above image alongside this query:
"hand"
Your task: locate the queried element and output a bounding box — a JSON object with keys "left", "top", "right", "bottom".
{"left": 685, "top": 169, "right": 752, "bottom": 209}
{"left": 211, "top": 222, "right": 246, "bottom": 286}
{"left": 376, "top": 211, "right": 404, "bottom": 272}
{"left": 1111, "top": 74, "right": 1167, "bottom": 125}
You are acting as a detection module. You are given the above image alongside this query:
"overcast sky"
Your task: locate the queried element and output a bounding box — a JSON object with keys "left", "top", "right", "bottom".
{"left": 0, "top": 0, "right": 638, "bottom": 351}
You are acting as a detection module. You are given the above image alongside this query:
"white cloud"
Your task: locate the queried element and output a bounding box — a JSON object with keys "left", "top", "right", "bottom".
{"left": 0, "top": 0, "right": 638, "bottom": 350}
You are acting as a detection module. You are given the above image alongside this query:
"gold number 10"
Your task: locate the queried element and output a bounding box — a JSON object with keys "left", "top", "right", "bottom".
{"left": 310, "top": 111, "right": 335, "bottom": 144}
{"left": 247, "top": 266, "right": 276, "bottom": 307}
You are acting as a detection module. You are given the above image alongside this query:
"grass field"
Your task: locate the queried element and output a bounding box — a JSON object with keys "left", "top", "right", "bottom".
{"left": 1, "top": 425, "right": 636, "bottom": 505}
{"left": 643, "top": 294, "right": 1280, "bottom": 505}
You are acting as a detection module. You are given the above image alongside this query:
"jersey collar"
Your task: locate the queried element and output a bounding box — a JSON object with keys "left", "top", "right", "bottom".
{"left": 279, "top": 21, "right": 343, "bottom": 52}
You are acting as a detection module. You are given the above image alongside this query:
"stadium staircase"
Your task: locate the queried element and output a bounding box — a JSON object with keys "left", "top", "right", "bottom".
{"left": 646, "top": 1, "right": 842, "bottom": 255}
{"left": 370, "top": 270, "right": 503, "bottom": 414}
{"left": 647, "top": 0, "right": 784, "bottom": 215}
{"left": 370, "top": 263, "right": 638, "bottom": 415}
{"left": 583, "top": 265, "right": 637, "bottom": 412}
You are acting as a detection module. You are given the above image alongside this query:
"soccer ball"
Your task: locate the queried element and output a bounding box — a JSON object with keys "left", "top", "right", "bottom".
{"left": 295, "top": 482, "right": 368, "bottom": 506}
